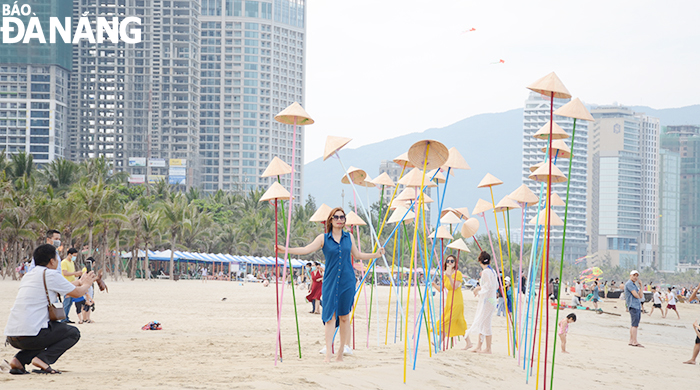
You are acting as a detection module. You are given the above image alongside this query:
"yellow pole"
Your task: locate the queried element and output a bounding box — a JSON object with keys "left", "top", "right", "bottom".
{"left": 385, "top": 229, "right": 399, "bottom": 345}
{"left": 489, "top": 187, "right": 510, "bottom": 355}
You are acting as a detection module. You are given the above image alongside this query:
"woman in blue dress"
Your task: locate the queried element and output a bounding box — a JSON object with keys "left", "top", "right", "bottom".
{"left": 279, "top": 207, "right": 384, "bottom": 362}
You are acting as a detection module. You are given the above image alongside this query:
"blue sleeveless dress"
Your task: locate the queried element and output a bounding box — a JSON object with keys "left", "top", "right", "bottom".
{"left": 321, "top": 230, "right": 355, "bottom": 326}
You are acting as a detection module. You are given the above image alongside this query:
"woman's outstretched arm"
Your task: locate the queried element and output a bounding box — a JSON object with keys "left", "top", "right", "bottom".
{"left": 277, "top": 234, "right": 324, "bottom": 256}
{"left": 349, "top": 235, "right": 385, "bottom": 261}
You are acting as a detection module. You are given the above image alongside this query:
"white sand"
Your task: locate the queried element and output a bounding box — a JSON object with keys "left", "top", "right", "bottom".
{"left": 0, "top": 279, "right": 697, "bottom": 389}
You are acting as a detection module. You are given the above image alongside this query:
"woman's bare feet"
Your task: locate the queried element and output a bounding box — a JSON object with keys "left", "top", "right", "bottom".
{"left": 335, "top": 353, "right": 344, "bottom": 362}
{"left": 324, "top": 355, "right": 332, "bottom": 363}
{"left": 477, "top": 349, "right": 492, "bottom": 354}
{"left": 682, "top": 360, "right": 696, "bottom": 365}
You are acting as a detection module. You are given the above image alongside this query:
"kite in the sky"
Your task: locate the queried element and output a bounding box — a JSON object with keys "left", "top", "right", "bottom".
{"left": 490, "top": 59, "right": 505, "bottom": 64}
{"left": 461, "top": 28, "right": 476, "bottom": 33}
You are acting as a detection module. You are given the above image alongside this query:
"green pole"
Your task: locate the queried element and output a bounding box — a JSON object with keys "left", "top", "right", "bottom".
{"left": 367, "top": 185, "right": 384, "bottom": 342}
{"left": 550, "top": 118, "right": 577, "bottom": 389}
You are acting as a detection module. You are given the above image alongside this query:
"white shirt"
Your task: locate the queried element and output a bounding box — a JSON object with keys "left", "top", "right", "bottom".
{"left": 4, "top": 266, "right": 76, "bottom": 337}
{"left": 668, "top": 291, "right": 676, "bottom": 305}
{"left": 653, "top": 291, "right": 662, "bottom": 304}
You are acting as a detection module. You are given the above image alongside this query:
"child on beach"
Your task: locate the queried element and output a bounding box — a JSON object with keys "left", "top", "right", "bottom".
{"left": 558, "top": 313, "right": 577, "bottom": 353}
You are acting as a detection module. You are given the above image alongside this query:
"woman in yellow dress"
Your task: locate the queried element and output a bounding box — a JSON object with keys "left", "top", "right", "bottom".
{"left": 433, "top": 254, "right": 472, "bottom": 349}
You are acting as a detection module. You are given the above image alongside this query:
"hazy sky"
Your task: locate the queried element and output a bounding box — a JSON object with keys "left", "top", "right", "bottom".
{"left": 302, "top": 0, "right": 700, "bottom": 163}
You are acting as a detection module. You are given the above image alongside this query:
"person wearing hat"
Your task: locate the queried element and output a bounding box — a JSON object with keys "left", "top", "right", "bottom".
{"left": 625, "top": 270, "right": 644, "bottom": 347}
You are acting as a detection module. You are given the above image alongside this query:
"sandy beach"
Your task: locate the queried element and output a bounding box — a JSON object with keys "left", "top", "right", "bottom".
{"left": 0, "top": 278, "right": 698, "bottom": 389}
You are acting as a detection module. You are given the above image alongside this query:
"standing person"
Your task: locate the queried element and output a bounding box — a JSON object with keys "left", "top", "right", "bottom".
{"left": 4, "top": 244, "right": 98, "bottom": 375}
{"left": 666, "top": 287, "right": 680, "bottom": 319}
{"left": 28, "top": 230, "right": 63, "bottom": 273}
{"left": 557, "top": 313, "right": 577, "bottom": 354}
{"left": 463, "top": 251, "right": 498, "bottom": 354}
{"left": 432, "top": 255, "right": 472, "bottom": 349}
{"left": 625, "top": 270, "right": 644, "bottom": 348}
{"left": 604, "top": 280, "right": 609, "bottom": 299}
{"left": 572, "top": 280, "right": 582, "bottom": 307}
{"left": 306, "top": 262, "right": 323, "bottom": 314}
{"left": 649, "top": 286, "right": 665, "bottom": 318}
{"left": 60, "top": 248, "right": 81, "bottom": 323}
{"left": 591, "top": 280, "right": 600, "bottom": 310}
{"left": 201, "top": 266, "right": 208, "bottom": 283}
{"left": 496, "top": 272, "right": 505, "bottom": 317}
{"left": 277, "top": 207, "right": 384, "bottom": 363}
{"left": 552, "top": 278, "right": 560, "bottom": 302}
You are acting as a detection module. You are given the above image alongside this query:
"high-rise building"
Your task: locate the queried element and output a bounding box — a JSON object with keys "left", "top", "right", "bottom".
{"left": 661, "top": 125, "right": 700, "bottom": 264}
{"left": 587, "top": 105, "right": 660, "bottom": 269}
{"left": 0, "top": 0, "right": 72, "bottom": 165}
{"left": 658, "top": 149, "right": 680, "bottom": 272}
{"left": 521, "top": 92, "right": 588, "bottom": 264}
{"left": 69, "top": 0, "right": 201, "bottom": 187}
{"left": 198, "top": 0, "right": 306, "bottom": 199}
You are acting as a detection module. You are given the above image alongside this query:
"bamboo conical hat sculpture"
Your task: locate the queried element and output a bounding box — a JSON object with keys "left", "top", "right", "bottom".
{"left": 541, "top": 139, "right": 571, "bottom": 159}
{"left": 472, "top": 199, "right": 494, "bottom": 215}
{"left": 398, "top": 168, "right": 437, "bottom": 188}
{"left": 461, "top": 218, "right": 480, "bottom": 238}
{"left": 340, "top": 166, "right": 368, "bottom": 185}
{"left": 259, "top": 182, "right": 291, "bottom": 202}
{"left": 393, "top": 152, "right": 415, "bottom": 168}
{"left": 395, "top": 188, "right": 435, "bottom": 204}
{"left": 529, "top": 210, "right": 565, "bottom": 226}
{"left": 533, "top": 121, "right": 570, "bottom": 140}
{"left": 454, "top": 207, "right": 470, "bottom": 219}
{"left": 447, "top": 238, "right": 470, "bottom": 252}
{"left": 526, "top": 72, "right": 571, "bottom": 99}
{"left": 494, "top": 196, "right": 521, "bottom": 212}
{"left": 554, "top": 98, "right": 595, "bottom": 122}
{"left": 549, "top": 192, "right": 566, "bottom": 207}
{"left": 390, "top": 200, "right": 412, "bottom": 210}
{"left": 407, "top": 140, "right": 449, "bottom": 170}
{"left": 529, "top": 163, "right": 568, "bottom": 183}
{"left": 345, "top": 211, "right": 367, "bottom": 227}
{"left": 442, "top": 147, "right": 471, "bottom": 170}
{"left": 429, "top": 226, "right": 453, "bottom": 240}
{"left": 323, "top": 136, "right": 352, "bottom": 161}
{"left": 440, "top": 207, "right": 457, "bottom": 218}
{"left": 388, "top": 206, "right": 415, "bottom": 224}
{"left": 427, "top": 168, "right": 447, "bottom": 183}
{"left": 509, "top": 184, "right": 539, "bottom": 206}
{"left": 274, "top": 102, "right": 314, "bottom": 125}
{"left": 477, "top": 173, "right": 503, "bottom": 188}
{"left": 309, "top": 204, "right": 332, "bottom": 222}
{"left": 370, "top": 172, "right": 395, "bottom": 187}
{"left": 261, "top": 156, "right": 292, "bottom": 177}
{"left": 360, "top": 175, "right": 377, "bottom": 188}
{"left": 529, "top": 160, "right": 547, "bottom": 173}
{"left": 440, "top": 211, "right": 462, "bottom": 225}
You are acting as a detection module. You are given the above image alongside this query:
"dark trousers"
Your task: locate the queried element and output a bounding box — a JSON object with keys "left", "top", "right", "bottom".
{"left": 6, "top": 321, "right": 80, "bottom": 366}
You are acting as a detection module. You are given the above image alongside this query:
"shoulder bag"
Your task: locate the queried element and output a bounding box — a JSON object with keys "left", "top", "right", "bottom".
{"left": 43, "top": 269, "right": 66, "bottom": 322}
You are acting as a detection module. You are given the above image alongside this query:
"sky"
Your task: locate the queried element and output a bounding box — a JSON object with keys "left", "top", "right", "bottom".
{"left": 302, "top": 0, "right": 700, "bottom": 163}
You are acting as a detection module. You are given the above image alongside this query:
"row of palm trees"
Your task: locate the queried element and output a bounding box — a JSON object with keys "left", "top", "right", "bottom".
{"left": 0, "top": 152, "right": 326, "bottom": 280}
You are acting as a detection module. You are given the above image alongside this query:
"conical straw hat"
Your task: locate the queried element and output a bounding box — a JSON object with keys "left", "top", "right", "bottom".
{"left": 454, "top": 207, "right": 470, "bottom": 219}
{"left": 388, "top": 206, "right": 415, "bottom": 224}
{"left": 259, "top": 182, "right": 291, "bottom": 202}
{"left": 407, "top": 140, "right": 449, "bottom": 170}
{"left": 461, "top": 218, "right": 480, "bottom": 238}
{"left": 494, "top": 196, "right": 521, "bottom": 212}
{"left": 309, "top": 204, "right": 332, "bottom": 222}
{"left": 429, "top": 226, "right": 453, "bottom": 240}
{"left": 442, "top": 147, "right": 471, "bottom": 170}
{"left": 528, "top": 163, "right": 568, "bottom": 183}
{"left": 508, "top": 184, "right": 539, "bottom": 206}
{"left": 472, "top": 199, "right": 493, "bottom": 215}
{"left": 427, "top": 168, "right": 447, "bottom": 183}
{"left": 533, "top": 121, "right": 570, "bottom": 140}
{"left": 370, "top": 172, "right": 395, "bottom": 187}
{"left": 398, "top": 168, "right": 437, "bottom": 188}
{"left": 340, "top": 166, "right": 368, "bottom": 185}
{"left": 274, "top": 102, "right": 314, "bottom": 125}
{"left": 549, "top": 192, "right": 566, "bottom": 207}
{"left": 360, "top": 175, "right": 377, "bottom": 188}
{"left": 529, "top": 210, "right": 564, "bottom": 226}
{"left": 529, "top": 160, "right": 546, "bottom": 173}
{"left": 554, "top": 98, "right": 594, "bottom": 122}
{"left": 541, "top": 139, "right": 571, "bottom": 159}
{"left": 440, "top": 211, "right": 462, "bottom": 225}
{"left": 395, "top": 187, "right": 418, "bottom": 202}
{"left": 345, "top": 211, "right": 367, "bottom": 226}
{"left": 526, "top": 72, "right": 571, "bottom": 99}
{"left": 440, "top": 207, "right": 457, "bottom": 218}
{"left": 477, "top": 173, "right": 503, "bottom": 188}
{"left": 261, "top": 156, "right": 292, "bottom": 177}
{"left": 447, "top": 238, "right": 470, "bottom": 252}
{"left": 393, "top": 152, "right": 416, "bottom": 168}
{"left": 390, "top": 200, "right": 412, "bottom": 210}
{"left": 323, "top": 136, "right": 352, "bottom": 161}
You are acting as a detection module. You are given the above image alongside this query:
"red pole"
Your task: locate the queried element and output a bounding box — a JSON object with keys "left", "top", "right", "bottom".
{"left": 275, "top": 200, "right": 282, "bottom": 360}
{"left": 543, "top": 92, "right": 554, "bottom": 390}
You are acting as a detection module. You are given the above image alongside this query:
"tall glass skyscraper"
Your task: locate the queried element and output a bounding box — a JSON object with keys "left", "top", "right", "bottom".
{"left": 521, "top": 92, "right": 588, "bottom": 264}
{"left": 199, "top": 0, "right": 305, "bottom": 199}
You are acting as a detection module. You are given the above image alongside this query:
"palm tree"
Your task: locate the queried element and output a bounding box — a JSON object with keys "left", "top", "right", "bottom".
{"left": 158, "top": 194, "right": 189, "bottom": 279}
{"left": 6, "top": 151, "right": 34, "bottom": 181}
{"left": 42, "top": 158, "right": 79, "bottom": 192}
{"left": 140, "top": 211, "right": 162, "bottom": 280}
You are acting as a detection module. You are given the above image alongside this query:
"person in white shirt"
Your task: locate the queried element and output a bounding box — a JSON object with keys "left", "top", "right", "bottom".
{"left": 27, "top": 229, "right": 62, "bottom": 273}
{"left": 648, "top": 286, "right": 665, "bottom": 318}
{"left": 666, "top": 287, "right": 680, "bottom": 319}
{"left": 4, "top": 244, "right": 97, "bottom": 375}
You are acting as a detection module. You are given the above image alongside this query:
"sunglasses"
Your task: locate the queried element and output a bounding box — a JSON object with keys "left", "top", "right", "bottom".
{"left": 332, "top": 215, "right": 346, "bottom": 221}
{"left": 446, "top": 260, "right": 455, "bottom": 263}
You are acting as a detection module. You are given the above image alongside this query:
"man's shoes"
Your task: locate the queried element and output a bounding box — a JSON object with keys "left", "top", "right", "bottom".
{"left": 65, "top": 320, "right": 75, "bottom": 324}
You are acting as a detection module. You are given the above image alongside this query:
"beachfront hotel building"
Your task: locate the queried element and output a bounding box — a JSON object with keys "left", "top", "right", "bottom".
{"left": 658, "top": 148, "right": 680, "bottom": 272}
{"left": 520, "top": 92, "right": 589, "bottom": 264}
{"left": 198, "top": 0, "right": 306, "bottom": 200}
{"left": 587, "top": 105, "right": 660, "bottom": 269}
{"left": 0, "top": 0, "right": 72, "bottom": 165}
{"left": 69, "top": 0, "right": 201, "bottom": 188}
